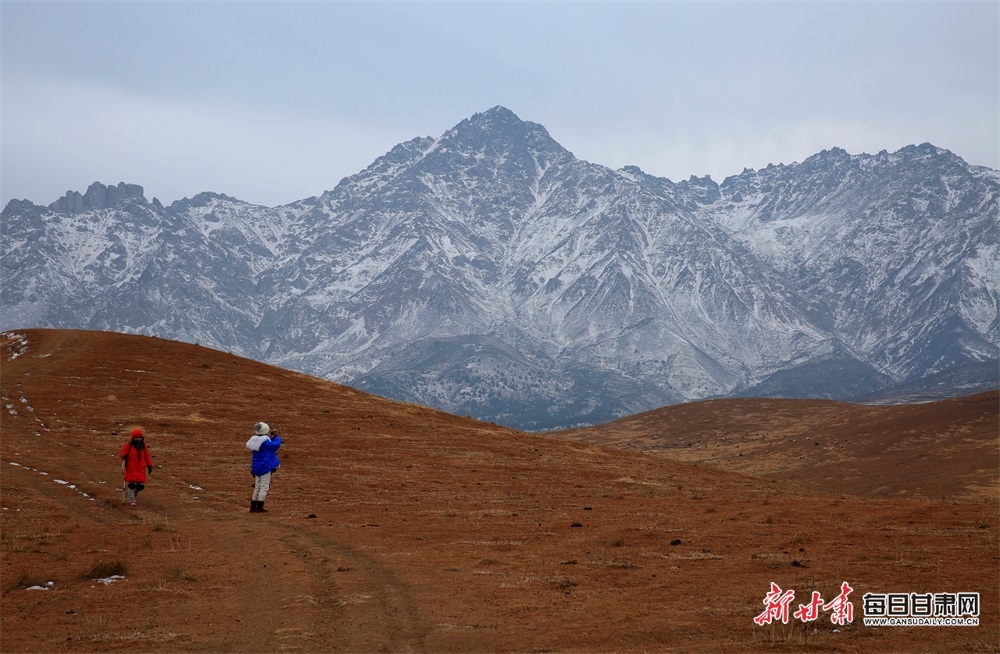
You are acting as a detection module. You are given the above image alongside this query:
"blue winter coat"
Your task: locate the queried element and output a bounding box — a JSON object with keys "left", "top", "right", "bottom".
{"left": 251, "top": 435, "right": 282, "bottom": 476}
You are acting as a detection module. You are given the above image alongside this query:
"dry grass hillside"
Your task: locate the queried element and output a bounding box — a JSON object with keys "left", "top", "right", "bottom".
{"left": 1, "top": 329, "right": 997, "bottom": 653}
{"left": 556, "top": 393, "right": 999, "bottom": 501}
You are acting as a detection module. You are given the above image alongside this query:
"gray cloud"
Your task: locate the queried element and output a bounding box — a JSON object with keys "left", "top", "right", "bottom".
{"left": 3, "top": 2, "right": 996, "bottom": 207}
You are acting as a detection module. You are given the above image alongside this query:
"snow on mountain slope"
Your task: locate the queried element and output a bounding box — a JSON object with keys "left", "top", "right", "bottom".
{"left": 705, "top": 145, "right": 999, "bottom": 381}
{"left": 2, "top": 108, "right": 997, "bottom": 429}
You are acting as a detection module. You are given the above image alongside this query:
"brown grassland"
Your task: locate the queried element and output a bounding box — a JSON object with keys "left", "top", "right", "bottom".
{"left": 1, "top": 329, "right": 997, "bottom": 652}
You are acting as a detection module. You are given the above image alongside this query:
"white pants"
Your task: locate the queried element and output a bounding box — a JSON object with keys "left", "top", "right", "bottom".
{"left": 127, "top": 482, "right": 144, "bottom": 503}
{"left": 252, "top": 472, "right": 272, "bottom": 502}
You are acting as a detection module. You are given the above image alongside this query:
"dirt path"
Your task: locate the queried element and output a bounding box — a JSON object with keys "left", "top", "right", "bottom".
{"left": 2, "top": 435, "right": 427, "bottom": 652}
{"left": 279, "top": 525, "right": 427, "bottom": 652}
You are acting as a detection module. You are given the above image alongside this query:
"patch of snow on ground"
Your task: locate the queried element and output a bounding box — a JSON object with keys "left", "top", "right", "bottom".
{"left": 26, "top": 582, "right": 55, "bottom": 591}
{"left": 2, "top": 331, "right": 28, "bottom": 360}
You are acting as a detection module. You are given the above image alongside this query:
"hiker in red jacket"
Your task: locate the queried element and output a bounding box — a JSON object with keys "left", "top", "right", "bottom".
{"left": 120, "top": 428, "right": 153, "bottom": 506}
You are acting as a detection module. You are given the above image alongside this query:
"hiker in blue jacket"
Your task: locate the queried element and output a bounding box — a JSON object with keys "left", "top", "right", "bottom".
{"left": 245, "top": 422, "right": 281, "bottom": 513}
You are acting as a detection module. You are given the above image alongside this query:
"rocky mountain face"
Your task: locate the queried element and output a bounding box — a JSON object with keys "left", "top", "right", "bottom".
{"left": 3, "top": 107, "right": 998, "bottom": 429}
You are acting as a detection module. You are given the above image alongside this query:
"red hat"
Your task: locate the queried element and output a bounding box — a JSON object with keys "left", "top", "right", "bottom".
{"left": 130, "top": 428, "right": 144, "bottom": 438}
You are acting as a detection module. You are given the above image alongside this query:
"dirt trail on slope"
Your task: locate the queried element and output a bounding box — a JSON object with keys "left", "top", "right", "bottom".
{"left": 2, "top": 329, "right": 997, "bottom": 653}
{"left": 1, "top": 428, "right": 427, "bottom": 653}
{"left": 1, "top": 330, "right": 428, "bottom": 652}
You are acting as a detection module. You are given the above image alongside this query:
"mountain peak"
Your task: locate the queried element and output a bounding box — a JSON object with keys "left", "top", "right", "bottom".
{"left": 449, "top": 106, "right": 526, "bottom": 138}
{"left": 48, "top": 181, "right": 146, "bottom": 213}
{"left": 799, "top": 147, "right": 853, "bottom": 170}
{"left": 469, "top": 105, "right": 522, "bottom": 126}
{"left": 896, "top": 142, "right": 959, "bottom": 164}
{"left": 443, "top": 106, "right": 565, "bottom": 157}
{"left": 168, "top": 191, "right": 244, "bottom": 211}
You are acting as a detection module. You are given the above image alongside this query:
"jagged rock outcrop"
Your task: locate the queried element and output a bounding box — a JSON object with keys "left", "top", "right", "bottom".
{"left": 48, "top": 182, "right": 147, "bottom": 213}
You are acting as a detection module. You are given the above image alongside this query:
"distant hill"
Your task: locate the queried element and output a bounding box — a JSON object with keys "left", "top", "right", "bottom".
{"left": 555, "top": 390, "right": 999, "bottom": 501}
{"left": 857, "top": 360, "right": 999, "bottom": 404}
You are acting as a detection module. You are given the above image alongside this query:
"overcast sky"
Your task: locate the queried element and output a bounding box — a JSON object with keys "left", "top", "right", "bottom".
{"left": 3, "top": 1, "right": 997, "bottom": 208}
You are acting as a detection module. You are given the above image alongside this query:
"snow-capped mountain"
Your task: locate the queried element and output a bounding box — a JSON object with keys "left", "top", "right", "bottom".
{"left": 3, "top": 107, "right": 998, "bottom": 429}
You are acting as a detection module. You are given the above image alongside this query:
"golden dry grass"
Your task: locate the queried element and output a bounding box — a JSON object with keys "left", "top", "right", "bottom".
{"left": 1, "top": 329, "right": 996, "bottom": 652}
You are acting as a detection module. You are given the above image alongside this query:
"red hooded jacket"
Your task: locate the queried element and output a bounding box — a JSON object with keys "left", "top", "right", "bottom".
{"left": 120, "top": 437, "right": 153, "bottom": 483}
